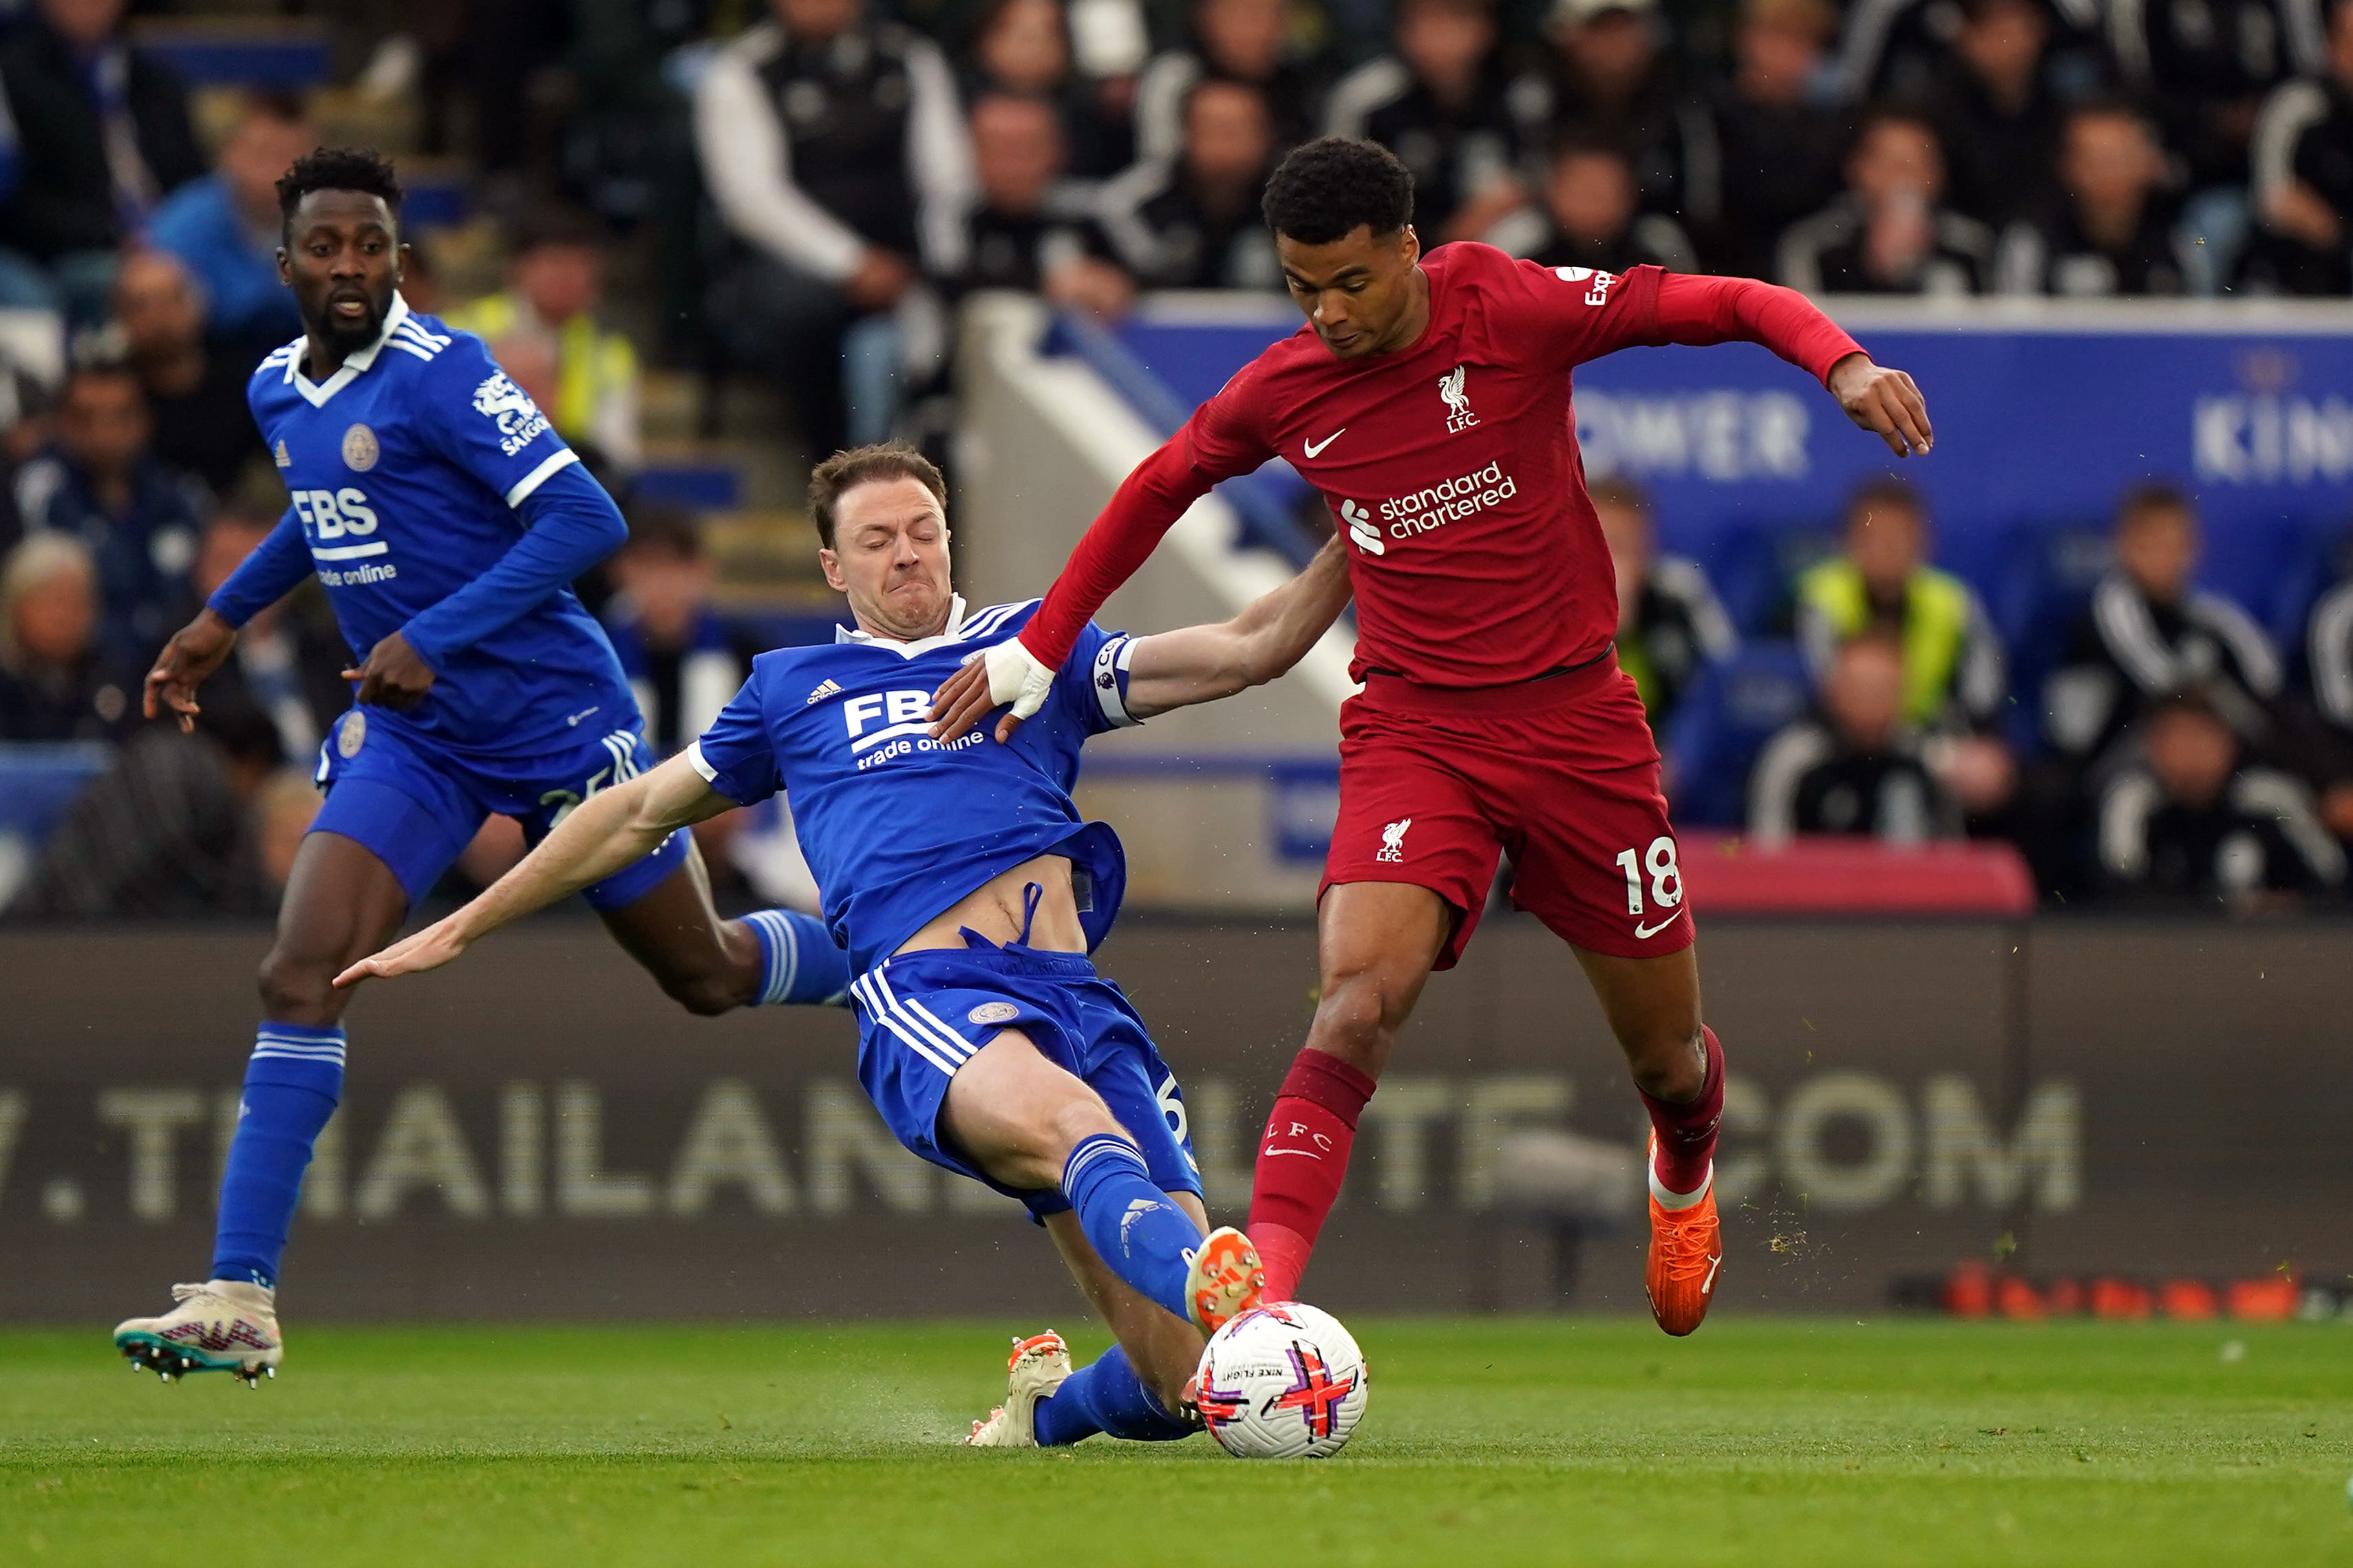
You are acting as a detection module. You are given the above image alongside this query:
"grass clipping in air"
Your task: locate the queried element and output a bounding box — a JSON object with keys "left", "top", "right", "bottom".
{"left": 3, "top": 1318, "right": 2348, "bottom": 1566}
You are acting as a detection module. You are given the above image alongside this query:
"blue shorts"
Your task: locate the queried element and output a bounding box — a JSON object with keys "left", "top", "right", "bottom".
{"left": 309, "top": 707, "right": 690, "bottom": 909}
{"left": 847, "top": 939, "right": 1201, "bottom": 1220}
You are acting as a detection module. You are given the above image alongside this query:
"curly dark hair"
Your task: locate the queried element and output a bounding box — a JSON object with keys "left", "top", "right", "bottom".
{"left": 277, "top": 146, "right": 404, "bottom": 238}
{"left": 1261, "top": 136, "right": 1414, "bottom": 245}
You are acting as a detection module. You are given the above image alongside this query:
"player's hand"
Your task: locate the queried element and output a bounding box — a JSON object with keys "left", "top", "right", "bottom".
{"left": 1829, "top": 354, "right": 1933, "bottom": 458}
{"left": 143, "top": 608, "right": 238, "bottom": 732}
{"left": 928, "top": 636, "right": 1055, "bottom": 744}
{"left": 343, "top": 631, "right": 437, "bottom": 711}
{"left": 332, "top": 917, "right": 471, "bottom": 989}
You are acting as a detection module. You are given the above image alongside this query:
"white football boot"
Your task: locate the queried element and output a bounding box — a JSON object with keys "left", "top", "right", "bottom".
{"left": 963, "top": 1331, "right": 1072, "bottom": 1447}
{"left": 114, "top": 1280, "right": 283, "bottom": 1386}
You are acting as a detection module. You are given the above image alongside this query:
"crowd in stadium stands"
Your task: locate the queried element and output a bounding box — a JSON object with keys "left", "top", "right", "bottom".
{"left": 0, "top": 0, "right": 2345, "bottom": 918}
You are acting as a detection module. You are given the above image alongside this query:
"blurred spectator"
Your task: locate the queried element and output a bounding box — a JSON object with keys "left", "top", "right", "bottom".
{"left": 2301, "top": 559, "right": 2353, "bottom": 848}
{"left": 2095, "top": 690, "right": 2343, "bottom": 905}
{"left": 1998, "top": 100, "right": 2190, "bottom": 295}
{"left": 600, "top": 503, "right": 741, "bottom": 758}
{"left": 1593, "top": 475, "right": 1735, "bottom": 727}
{"left": 696, "top": 0, "right": 974, "bottom": 458}
{"left": 0, "top": 530, "right": 136, "bottom": 740}
{"left": 2111, "top": 0, "right": 2327, "bottom": 195}
{"left": 956, "top": 94, "right": 1135, "bottom": 316}
{"left": 1748, "top": 631, "right": 1963, "bottom": 844}
{"left": 175, "top": 508, "right": 350, "bottom": 765}
{"left": 1323, "top": 0, "right": 1524, "bottom": 244}
{"left": 1511, "top": 0, "right": 1687, "bottom": 216}
{"left": 1489, "top": 138, "right": 1698, "bottom": 271}
{"left": 2239, "top": 0, "right": 2353, "bottom": 295}
{"left": 2045, "top": 482, "right": 2283, "bottom": 766}
{"left": 1134, "top": 0, "right": 1327, "bottom": 167}
{"left": 1919, "top": 0, "right": 2069, "bottom": 230}
{"left": 966, "top": 0, "right": 1136, "bottom": 182}
{"left": 1100, "top": 79, "right": 1283, "bottom": 288}
{"left": 145, "top": 91, "right": 313, "bottom": 350}
{"left": 14, "top": 359, "right": 206, "bottom": 663}
{"left": 4, "top": 694, "right": 295, "bottom": 919}
{"left": 1684, "top": 0, "right": 1848, "bottom": 281}
{"left": 1778, "top": 106, "right": 1996, "bottom": 294}
{"left": 449, "top": 205, "right": 642, "bottom": 472}
{"left": 0, "top": 0, "right": 205, "bottom": 325}
{"left": 1795, "top": 477, "right": 2005, "bottom": 733}
{"left": 111, "top": 250, "right": 269, "bottom": 499}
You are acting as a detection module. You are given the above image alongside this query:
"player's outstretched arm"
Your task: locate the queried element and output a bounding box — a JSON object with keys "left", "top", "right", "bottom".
{"left": 930, "top": 389, "right": 1275, "bottom": 743}
{"left": 1643, "top": 272, "right": 1933, "bottom": 458}
{"left": 1120, "top": 535, "right": 1352, "bottom": 720}
{"left": 148, "top": 506, "right": 314, "bottom": 729}
{"left": 334, "top": 752, "right": 735, "bottom": 987}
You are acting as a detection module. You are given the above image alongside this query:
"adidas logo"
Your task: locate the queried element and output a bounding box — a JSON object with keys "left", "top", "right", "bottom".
{"left": 273, "top": 440, "right": 291, "bottom": 468}
{"left": 806, "top": 678, "right": 842, "bottom": 705}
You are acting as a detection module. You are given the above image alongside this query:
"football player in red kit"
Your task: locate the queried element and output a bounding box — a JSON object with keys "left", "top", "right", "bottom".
{"left": 932, "top": 137, "right": 1933, "bottom": 1335}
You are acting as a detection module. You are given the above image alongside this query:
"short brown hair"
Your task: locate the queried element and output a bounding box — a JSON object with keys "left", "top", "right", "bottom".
{"left": 807, "top": 442, "right": 948, "bottom": 548}
{"left": 2116, "top": 479, "right": 2194, "bottom": 533}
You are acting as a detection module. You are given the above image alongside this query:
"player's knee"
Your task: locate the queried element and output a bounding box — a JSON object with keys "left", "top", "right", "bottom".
{"left": 1309, "top": 967, "right": 1412, "bottom": 1075}
{"left": 255, "top": 945, "right": 343, "bottom": 1027}
{"left": 1039, "top": 1092, "right": 1125, "bottom": 1167}
{"left": 1626, "top": 1024, "right": 1706, "bottom": 1102}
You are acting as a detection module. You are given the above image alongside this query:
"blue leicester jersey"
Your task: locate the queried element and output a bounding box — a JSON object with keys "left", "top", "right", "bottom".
{"left": 688, "top": 599, "right": 1143, "bottom": 975}
{"left": 249, "top": 294, "right": 635, "bottom": 759}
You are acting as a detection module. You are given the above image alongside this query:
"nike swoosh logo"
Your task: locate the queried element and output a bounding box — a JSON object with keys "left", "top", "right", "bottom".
{"left": 1259, "top": 1148, "right": 1325, "bottom": 1159}
{"left": 1303, "top": 429, "right": 1345, "bottom": 458}
{"left": 1633, "top": 910, "right": 1684, "bottom": 939}
{"left": 1702, "top": 1254, "right": 1723, "bottom": 1294}
{"left": 564, "top": 706, "right": 601, "bottom": 727}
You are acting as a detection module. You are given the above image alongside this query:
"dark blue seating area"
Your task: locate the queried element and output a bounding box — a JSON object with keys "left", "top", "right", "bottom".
{"left": 1654, "top": 513, "right": 2351, "bottom": 819}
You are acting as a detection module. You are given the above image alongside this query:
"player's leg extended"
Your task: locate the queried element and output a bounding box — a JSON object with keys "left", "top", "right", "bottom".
{"left": 1247, "top": 881, "right": 1451, "bottom": 1302}
{"left": 942, "top": 1031, "right": 1255, "bottom": 1331}
{"left": 1026, "top": 1192, "right": 1216, "bottom": 1446}
{"left": 1572, "top": 942, "right": 1725, "bottom": 1335}
{"left": 115, "top": 830, "right": 410, "bottom": 1380}
{"left": 579, "top": 791, "right": 847, "bottom": 1013}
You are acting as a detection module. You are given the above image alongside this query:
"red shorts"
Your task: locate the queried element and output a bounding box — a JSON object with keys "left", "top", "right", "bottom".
{"left": 1321, "top": 650, "right": 1695, "bottom": 967}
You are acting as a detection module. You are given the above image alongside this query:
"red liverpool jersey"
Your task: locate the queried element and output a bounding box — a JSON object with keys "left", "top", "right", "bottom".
{"left": 1022, "top": 242, "right": 1862, "bottom": 689}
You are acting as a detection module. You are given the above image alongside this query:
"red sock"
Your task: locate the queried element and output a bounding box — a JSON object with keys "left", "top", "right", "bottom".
{"left": 1640, "top": 1026, "right": 1725, "bottom": 1198}
{"left": 1246, "top": 1049, "right": 1377, "bottom": 1301}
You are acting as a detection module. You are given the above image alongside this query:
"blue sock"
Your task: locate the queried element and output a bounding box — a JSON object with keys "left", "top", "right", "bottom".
{"left": 1034, "top": 1343, "right": 1194, "bottom": 1446}
{"left": 211, "top": 1024, "right": 345, "bottom": 1288}
{"left": 743, "top": 908, "right": 851, "bottom": 1006}
{"left": 1062, "top": 1133, "right": 1198, "bottom": 1321}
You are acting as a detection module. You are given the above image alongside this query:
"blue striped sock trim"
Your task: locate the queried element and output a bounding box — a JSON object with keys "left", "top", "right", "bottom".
{"left": 1063, "top": 1133, "right": 1148, "bottom": 1191}
{"left": 251, "top": 1024, "right": 346, "bottom": 1066}
{"left": 745, "top": 910, "right": 796, "bottom": 1006}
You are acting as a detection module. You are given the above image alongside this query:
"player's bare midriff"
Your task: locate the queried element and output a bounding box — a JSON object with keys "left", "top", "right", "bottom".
{"left": 894, "top": 852, "right": 1088, "bottom": 956}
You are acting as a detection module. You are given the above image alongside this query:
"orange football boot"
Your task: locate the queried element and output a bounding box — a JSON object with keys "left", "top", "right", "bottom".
{"left": 1644, "top": 1135, "right": 1723, "bottom": 1337}
{"left": 1185, "top": 1226, "right": 1266, "bottom": 1333}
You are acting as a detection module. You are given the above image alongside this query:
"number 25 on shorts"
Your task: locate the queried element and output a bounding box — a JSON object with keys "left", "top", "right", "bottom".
{"left": 1613, "top": 836, "right": 1683, "bottom": 917}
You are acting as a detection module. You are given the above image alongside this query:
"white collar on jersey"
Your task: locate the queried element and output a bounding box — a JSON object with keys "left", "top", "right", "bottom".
{"left": 286, "top": 292, "right": 416, "bottom": 408}
{"left": 835, "top": 594, "right": 970, "bottom": 656}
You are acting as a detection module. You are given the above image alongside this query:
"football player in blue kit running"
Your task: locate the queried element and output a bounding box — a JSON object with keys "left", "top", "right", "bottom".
{"left": 112, "top": 149, "right": 851, "bottom": 1383}
{"left": 339, "top": 442, "right": 1354, "bottom": 1448}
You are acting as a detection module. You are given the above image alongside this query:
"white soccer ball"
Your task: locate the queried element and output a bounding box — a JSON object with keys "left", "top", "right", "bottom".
{"left": 1193, "top": 1301, "right": 1369, "bottom": 1459}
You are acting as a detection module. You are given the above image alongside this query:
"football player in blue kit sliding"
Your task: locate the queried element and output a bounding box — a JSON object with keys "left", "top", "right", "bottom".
{"left": 112, "top": 149, "right": 851, "bottom": 1382}
{"left": 339, "top": 442, "right": 1354, "bottom": 1448}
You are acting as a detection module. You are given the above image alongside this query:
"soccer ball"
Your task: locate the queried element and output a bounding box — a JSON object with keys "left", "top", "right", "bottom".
{"left": 1193, "top": 1302, "right": 1369, "bottom": 1459}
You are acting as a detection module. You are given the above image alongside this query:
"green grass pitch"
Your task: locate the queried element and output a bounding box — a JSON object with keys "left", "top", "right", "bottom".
{"left": 3, "top": 1318, "right": 2347, "bottom": 1565}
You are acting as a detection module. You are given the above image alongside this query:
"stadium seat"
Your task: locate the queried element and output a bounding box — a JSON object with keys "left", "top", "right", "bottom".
{"left": 0, "top": 742, "right": 113, "bottom": 907}
{"left": 1705, "top": 522, "right": 1838, "bottom": 636}
{"left": 1990, "top": 523, "right": 2109, "bottom": 752}
{"left": 1659, "top": 641, "right": 1812, "bottom": 827}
